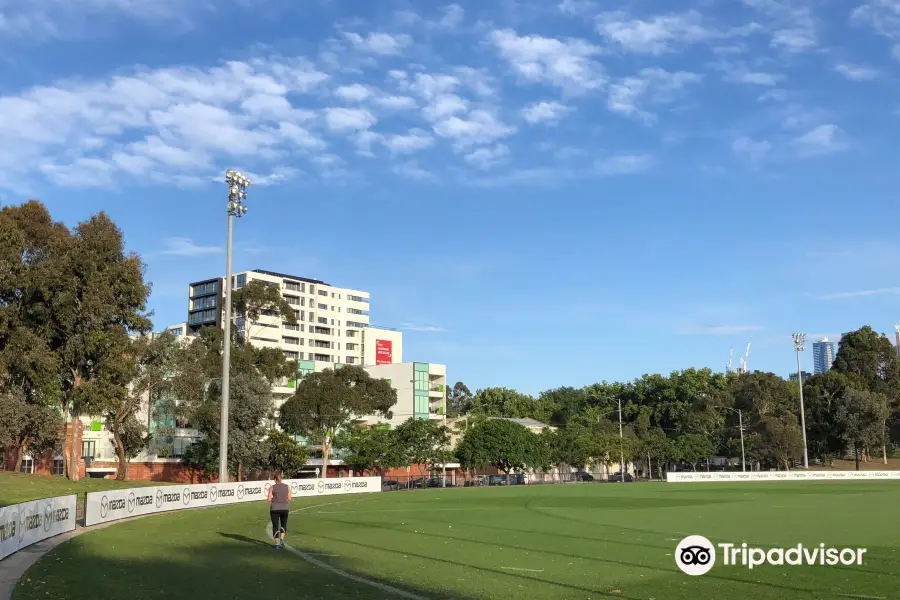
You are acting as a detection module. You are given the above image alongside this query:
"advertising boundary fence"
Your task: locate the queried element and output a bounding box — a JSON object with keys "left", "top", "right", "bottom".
{"left": 0, "top": 495, "right": 77, "bottom": 561}
{"left": 666, "top": 470, "right": 900, "bottom": 483}
{"left": 84, "top": 477, "right": 382, "bottom": 527}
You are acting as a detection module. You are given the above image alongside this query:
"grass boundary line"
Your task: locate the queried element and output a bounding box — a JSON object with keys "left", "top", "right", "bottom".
{"left": 259, "top": 519, "right": 428, "bottom": 600}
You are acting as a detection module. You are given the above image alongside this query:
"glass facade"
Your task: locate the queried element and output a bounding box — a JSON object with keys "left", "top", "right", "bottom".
{"left": 414, "top": 362, "right": 430, "bottom": 419}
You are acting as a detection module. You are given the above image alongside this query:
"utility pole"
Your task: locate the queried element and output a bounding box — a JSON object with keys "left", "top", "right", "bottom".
{"left": 218, "top": 169, "right": 250, "bottom": 484}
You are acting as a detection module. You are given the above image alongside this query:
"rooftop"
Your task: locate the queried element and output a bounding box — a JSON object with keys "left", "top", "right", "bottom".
{"left": 252, "top": 269, "right": 327, "bottom": 286}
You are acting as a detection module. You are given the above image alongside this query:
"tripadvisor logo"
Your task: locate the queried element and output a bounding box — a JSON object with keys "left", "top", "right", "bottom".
{"left": 675, "top": 535, "right": 868, "bottom": 576}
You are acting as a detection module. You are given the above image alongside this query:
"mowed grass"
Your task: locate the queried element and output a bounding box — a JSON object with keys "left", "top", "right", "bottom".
{"left": 14, "top": 482, "right": 900, "bottom": 600}
{"left": 0, "top": 471, "right": 164, "bottom": 507}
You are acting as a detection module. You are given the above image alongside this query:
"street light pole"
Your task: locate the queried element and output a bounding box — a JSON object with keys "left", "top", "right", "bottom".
{"left": 738, "top": 409, "right": 746, "bottom": 473}
{"left": 793, "top": 333, "right": 809, "bottom": 469}
{"left": 617, "top": 398, "right": 625, "bottom": 483}
{"left": 218, "top": 169, "right": 250, "bottom": 484}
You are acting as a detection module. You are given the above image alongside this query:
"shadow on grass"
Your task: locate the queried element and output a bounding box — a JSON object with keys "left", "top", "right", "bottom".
{"left": 218, "top": 532, "right": 271, "bottom": 547}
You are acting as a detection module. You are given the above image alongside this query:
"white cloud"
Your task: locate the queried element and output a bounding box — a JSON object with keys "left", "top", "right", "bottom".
{"left": 376, "top": 95, "right": 418, "bottom": 110}
{"left": 0, "top": 55, "right": 331, "bottom": 188}
{"left": 819, "top": 287, "right": 900, "bottom": 300}
{"left": 489, "top": 29, "right": 605, "bottom": 92}
{"left": 343, "top": 32, "right": 411, "bottom": 55}
{"left": 159, "top": 237, "right": 222, "bottom": 256}
{"left": 521, "top": 101, "right": 571, "bottom": 124}
{"left": 559, "top": 0, "right": 597, "bottom": 17}
{"left": 743, "top": 0, "right": 817, "bottom": 53}
{"left": 834, "top": 63, "right": 880, "bottom": 81}
{"left": 324, "top": 107, "right": 376, "bottom": 131}
{"left": 732, "top": 136, "right": 771, "bottom": 166}
{"left": 594, "top": 154, "right": 654, "bottom": 175}
{"left": 384, "top": 129, "right": 434, "bottom": 154}
{"left": 432, "top": 110, "right": 516, "bottom": 149}
{"left": 793, "top": 124, "right": 847, "bottom": 157}
{"left": 393, "top": 161, "right": 435, "bottom": 180}
{"left": 422, "top": 94, "right": 469, "bottom": 121}
{"left": 736, "top": 71, "right": 781, "bottom": 86}
{"left": 607, "top": 68, "right": 702, "bottom": 123}
{"left": 596, "top": 10, "right": 715, "bottom": 55}
{"left": 439, "top": 4, "right": 465, "bottom": 29}
{"left": 335, "top": 84, "right": 372, "bottom": 102}
{"left": 464, "top": 144, "right": 510, "bottom": 170}
{"left": 400, "top": 322, "right": 448, "bottom": 332}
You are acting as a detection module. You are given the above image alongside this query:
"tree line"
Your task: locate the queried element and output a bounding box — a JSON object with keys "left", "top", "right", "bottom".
{"left": 3, "top": 201, "right": 897, "bottom": 482}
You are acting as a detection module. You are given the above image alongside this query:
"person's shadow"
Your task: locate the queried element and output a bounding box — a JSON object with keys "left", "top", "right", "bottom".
{"left": 217, "top": 532, "right": 271, "bottom": 547}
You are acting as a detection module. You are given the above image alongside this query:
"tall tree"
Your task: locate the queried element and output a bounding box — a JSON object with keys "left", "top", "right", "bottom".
{"left": 394, "top": 418, "right": 452, "bottom": 477}
{"left": 336, "top": 426, "right": 406, "bottom": 476}
{"left": 835, "top": 388, "right": 891, "bottom": 470}
{"left": 447, "top": 381, "right": 473, "bottom": 416}
{"left": 455, "top": 418, "right": 547, "bottom": 473}
{"left": 278, "top": 366, "right": 396, "bottom": 478}
{"left": 674, "top": 434, "right": 715, "bottom": 471}
{"left": 802, "top": 371, "right": 857, "bottom": 464}
{"left": 831, "top": 326, "right": 900, "bottom": 462}
{"left": 49, "top": 211, "right": 152, "bottom": 479}
{"left": 468, "top": 387, "right": 537, "bottom": 419}
{"left": 260, "top": 429, "right": 310, "bottom": 477}
{"left": 758, "top": 416, "right": 804, "bottom": 470}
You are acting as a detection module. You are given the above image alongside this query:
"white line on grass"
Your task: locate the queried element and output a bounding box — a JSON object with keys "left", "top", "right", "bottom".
{"left": 837, "top": 595, "right": 886, "bottom": 600}
{"left": 500, "top": 567, "right": 544, "bottom": 573}
{"left": 262, "top": 522, "right": 426, "bottom": 600}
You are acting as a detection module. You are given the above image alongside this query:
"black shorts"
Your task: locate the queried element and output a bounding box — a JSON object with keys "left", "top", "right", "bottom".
{"left": 270, "top": 510, "right": 289, "bottom": 535}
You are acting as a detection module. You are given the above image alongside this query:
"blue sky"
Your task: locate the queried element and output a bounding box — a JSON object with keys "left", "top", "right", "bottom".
{"left": 2, "top": 0, "right": 900, "bottom": 395}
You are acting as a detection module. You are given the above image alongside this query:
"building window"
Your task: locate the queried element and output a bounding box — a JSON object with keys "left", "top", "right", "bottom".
{"left": 347, "top": 321, "right": 368, "bottom": 329}
{"left": 348, "top": 295, "right": 368, "bottom": 303}
{"left": 415, "top": 370, "right": 429, "bottom": 391}
{"left": 283, "top": 337, "right": 299, "bottom": 345}
{"left": 285, "top": 295, "right": 300, "bottom": 305}
{"left": 191, "top": 281, "right": 217, "bottom": 296}
{"left": 346, "top": 357, "right": 357, "bottom": 364}
{"left": 318, "top": 317, "right": 328, "bottom": 325}
{"left": 319, "top": 290, "right": 328, "bottom": 297}
{"left": 346, "top": 330, "right": 356, "bottom": 338}
{"left": 20, "top": 458, "right": 34, "bottom": 474}
{"left": 284, "top": 281, "right": 304, "bottom": 293}
{"left": 284, "top": 351, "right": 299, "bottom": 361}
{"left": 52, "top": 457, "right": 64, "bottom": 476}
{"left": 346, "top": 343, "right": 358, "bottom": 350}
{"left": 347, "top": 308, "right": 368, "bottom": 316}
{"left": 318, "top": 303, "right": 327, "bottom": 310}
{"left": 236, "top": 274, "right": 247, "bottom": 289}
{"left": 284, "top": 322, "right": 300, "bottom": 331}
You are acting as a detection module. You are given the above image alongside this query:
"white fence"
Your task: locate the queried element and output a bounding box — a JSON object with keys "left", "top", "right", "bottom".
{"left": 667, "top": 471, "right": 900, "bottom": 483}
{"left": 0, "top": 495, "right": 77, "bottom": 561}
{"left": 84, "top": 476, "right": 382, "bottom": 526}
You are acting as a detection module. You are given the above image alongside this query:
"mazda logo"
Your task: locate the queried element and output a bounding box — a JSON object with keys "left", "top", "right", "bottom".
{"left": 182, "top": 488, "right": 191, "bottom": 505}
{"left": 317, "top": 480, "right": 325, "bottom": 494}
{"left": 156, "top": 490, "right": 164, "bottom": 508}
{"left": 127, "top": 492, "right": 136, "bottom": 513}
{"left": 343, "top": 479, "right": 351, "bottom": 491}
{"left": 264, "top": 482, "right": 272, "bottom": 495}
{"left": 100, "top": 495, "right": 109, "bottom": 518}
{"left": 291, "top": 482, "right": 298, "bottom": 494}
{"left": 209, "top": 487, "right": 218, "bottom": 503}
{"left": 237, "top": 485, "right": 244, "bottom": 499}
{"left": 17, "top": 511, "right": 26, "bottom": 543}
{"left": 44, "top": 504, "right": 53, "bottom": 532}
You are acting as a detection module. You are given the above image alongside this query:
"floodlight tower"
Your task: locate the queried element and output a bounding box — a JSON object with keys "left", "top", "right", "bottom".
{"left": 793, "top": 333, "right": 809, "bottom": 469}
{"left": 219, "top": 169, "right": 250, "bottom": 484}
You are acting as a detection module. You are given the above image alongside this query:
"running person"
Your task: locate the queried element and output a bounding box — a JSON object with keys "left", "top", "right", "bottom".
{"left": 267, "top": 473, "right": 292, "bottom": 549}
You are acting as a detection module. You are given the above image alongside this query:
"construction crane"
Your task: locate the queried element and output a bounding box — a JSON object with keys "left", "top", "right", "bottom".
{"left": 739, "top": 338, "right": 752, "bottom": 373}
{"left": 727, "top": 346, "right": 734, "bottom": 373}
{"left": 895, "top": 323, "right": 900, "bottom": 357}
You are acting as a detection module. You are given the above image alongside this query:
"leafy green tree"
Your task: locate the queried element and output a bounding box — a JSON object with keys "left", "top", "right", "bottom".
{"left": 278, "top": 366, "right": 396, "bottom": 478}
{"left": 674, "top": 434, "right": 715, "bottom": 470}
{"left": 455, "top": 418, "right": 547, "bottom": 473}
{"left": 832, "top": 327, "right": 900, "bottom": 462}
{"left": 447, "top": 381, "right": 473, "bottom": 416}
{"left": 802, "top": 371, "right": 857, "bottom": 464}
{"left": 185, "top": 372, "right": 274, "bottom": 481}
{"left": 547, "top": 424, "right": 595, "bottom": 471}
{"left": 260, "top": 430, "right": 310, "bottom": 477}
{"left": 0, "top": 389, "right": 62, "bottom": 471}
{"left": 394, "top": 418, "right": 452, "bottom": 477}
{"left": 336, "top": 426, "right": 406, "bottom": 476}
{"left": 539, "top": 386, "right": 589, "bottom": 427}
{"left": 468, "top": 387, "right": 536, "bottom": 419}
{"left": 836, "top": 388, "right": 891, "bottom": 470}
{"left": 758, "top": 416, "right": 804, "bottom": 470}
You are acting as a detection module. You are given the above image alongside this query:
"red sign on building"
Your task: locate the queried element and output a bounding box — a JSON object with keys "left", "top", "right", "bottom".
{"left": 375, "top": 340, "right": 392, "bottom": 365}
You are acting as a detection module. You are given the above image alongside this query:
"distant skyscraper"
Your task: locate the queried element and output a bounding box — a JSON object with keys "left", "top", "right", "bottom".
{"left": 812, "top": 337, "right": 836, "bottom": 374}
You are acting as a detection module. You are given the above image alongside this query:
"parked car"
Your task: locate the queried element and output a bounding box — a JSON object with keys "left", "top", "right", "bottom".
{"left": 382, "top": 479, "right": 401, "bottom": 491}
{"left": 608, "top": 472, "right": 634, "bottom": 482}
{"left": 574, "top": 472, "right": 595, "bottom": 482}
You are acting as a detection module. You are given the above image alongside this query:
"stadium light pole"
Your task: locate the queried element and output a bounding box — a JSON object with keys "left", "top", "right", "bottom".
{"left": 793, "top": 333, "right": 809, "bottom": 469}
{"left": 218, "top": 169, "right": 250, "bottom": 484}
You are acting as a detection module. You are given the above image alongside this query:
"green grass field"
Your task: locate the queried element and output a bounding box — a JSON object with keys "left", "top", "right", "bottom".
{"left": 0, "top": 471, "right": 163, "bottom": 507}
{"left": 13, "top": 482, "right": 900, "bottom": 600}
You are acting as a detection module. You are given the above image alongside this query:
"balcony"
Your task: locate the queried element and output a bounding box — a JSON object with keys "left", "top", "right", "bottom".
{"left": 429, "top": 384, "right": 444, "bottom": 397}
